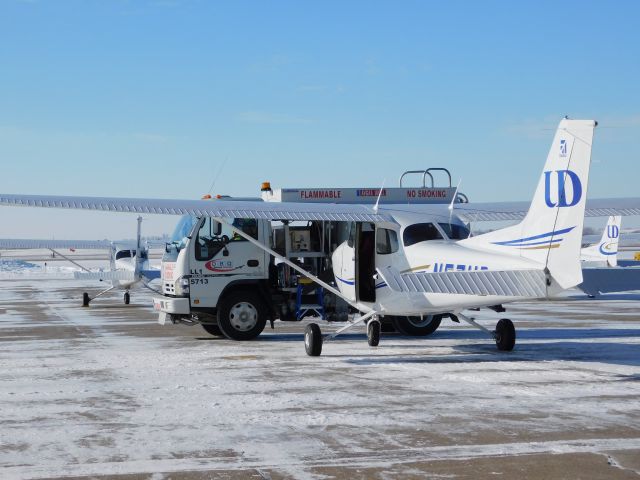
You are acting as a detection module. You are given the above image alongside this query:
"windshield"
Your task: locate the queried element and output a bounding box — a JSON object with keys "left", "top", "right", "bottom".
{"left": 171, "top": 215, "right": 198, "bottom": 248}
{"left": 403, "top": 223, "right": 443, "bottom": 247}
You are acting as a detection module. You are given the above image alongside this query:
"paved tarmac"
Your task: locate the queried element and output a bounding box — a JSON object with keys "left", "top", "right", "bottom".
{"left": 1, "top": 278, "right": 639, "bottom": 479}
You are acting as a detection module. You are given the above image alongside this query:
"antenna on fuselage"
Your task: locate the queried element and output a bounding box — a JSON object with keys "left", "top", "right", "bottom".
{"left": 373, "top": 179, "right": 386, "bottom": 214}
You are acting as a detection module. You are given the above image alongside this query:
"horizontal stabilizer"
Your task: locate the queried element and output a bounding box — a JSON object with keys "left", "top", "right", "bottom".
{"left": 74, "top": 270, "right": 136, "bottom": 281}
{"left": 376, "top": 266, "right": 547, "bottom": 297}
{"left": 0, "top": 239, "right": 112, "bottom": 250}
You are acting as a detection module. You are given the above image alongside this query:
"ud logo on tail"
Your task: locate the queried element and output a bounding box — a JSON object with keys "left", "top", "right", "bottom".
{"left": 560, "top": 139, "right": 567, "bottom": 157}
{"left": 607, "top": 225, "right": 620, "bottom": 239}
{"left": 544, "top": 170, "right": 582, "bottom": 208}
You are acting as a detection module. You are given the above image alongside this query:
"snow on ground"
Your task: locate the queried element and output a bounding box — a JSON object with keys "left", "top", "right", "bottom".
{"left": 0, "top": 276, "right": 639, "bottom": 479}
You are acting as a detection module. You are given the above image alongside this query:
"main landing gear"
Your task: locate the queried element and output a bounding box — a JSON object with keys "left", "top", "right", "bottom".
{"left": 304, "top": 312, "right": 516, "bottom": 357}
{"left": 305, "top": 310, "right": 381, "bottom": 357}
{"left": 124, "top": 291, "right": 130, "bottom": 305}
{"left": 454, "top": 313, "right": 516, "bottom": 351}
{"left": 81, "top": 286, "right": 116, "bottom": 307}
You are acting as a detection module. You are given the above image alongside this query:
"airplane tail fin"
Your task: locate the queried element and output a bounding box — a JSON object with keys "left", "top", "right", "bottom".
{"left": 461, "top": 118, "right": 597, "bottom": 292}
{"left": 581, "top": 215, "right": 621, "bottom": 266}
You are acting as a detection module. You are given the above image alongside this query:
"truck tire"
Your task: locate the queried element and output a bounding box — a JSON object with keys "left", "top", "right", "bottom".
{"left": 201, "top": 323, "right": 223, "bottom": 337}
{"left": 217, "top": 290, "right": 267, "bottom": 341}
{"left": 392, "top": 314, "right": 442, "bottom": 336}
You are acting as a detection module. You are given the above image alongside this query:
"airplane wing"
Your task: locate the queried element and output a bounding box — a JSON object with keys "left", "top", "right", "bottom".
{"left": 0, "top": 238, "right": 112, "bottom": 250}
{"left": 579, "top": 266, "right": 640, "bottom": 296}
{"left": 2, "top": 193, "right": 640, "bottom": 224}
{"left": 73, "top": 270, "right": 136, "bottom": 281}
{"left": 141, "top": 269, "right": 161, "bottom": 281}
{"left": 0, "top": 194, "right": 391, "bottom": 223}
{"left": 453, "top": 197, "right": 640, "bottom": 222}
{"left": 376, "top": 266, "right": 547, "bottom": 297}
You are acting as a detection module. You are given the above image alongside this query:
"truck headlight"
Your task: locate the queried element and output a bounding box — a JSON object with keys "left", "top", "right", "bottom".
{"left": 174, "top": 276, "right": 190, "bottom": 297}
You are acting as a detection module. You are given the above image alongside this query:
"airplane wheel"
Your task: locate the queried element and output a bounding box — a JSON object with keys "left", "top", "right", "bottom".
{"left": 82, "top": 292, "right": 90, "bottom": 307}
{"left": 305, "top": 323, "right": 322, "bottom": 356}
{"left": 367, "top": 320, "right": 380, "bottom": 347}
{"left": 495, "top": 318, "right": 516, "bottom": 351}
{"left": 217, "top": 290, "right": 267, "bottom": 341}
{"left": 392, "top": 314, "right": 442, "bottom": 336}
{"left": 124, "top": 292, "right": 130, "bottom": 305}
{"left": 201, "top": 323, "right": 223, "bottom": 337}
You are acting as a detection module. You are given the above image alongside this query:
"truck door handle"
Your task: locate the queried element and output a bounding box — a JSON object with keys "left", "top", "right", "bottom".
{"left": 247, "top": 259, "right": 260, "bottom": 267}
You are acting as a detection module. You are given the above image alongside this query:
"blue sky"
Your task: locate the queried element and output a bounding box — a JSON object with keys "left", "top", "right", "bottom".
{"left": 0, "top": 0, "right": 639, "bottom": 238}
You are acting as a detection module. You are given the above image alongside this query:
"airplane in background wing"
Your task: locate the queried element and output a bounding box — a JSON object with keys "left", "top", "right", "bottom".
{"left": 1, "top": 118, "right": 640, "bottom": 356}
{"left": 0, "top": 216, "right": 161, "bottom": 306}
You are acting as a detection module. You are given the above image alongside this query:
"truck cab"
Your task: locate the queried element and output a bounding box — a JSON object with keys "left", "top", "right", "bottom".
{"left": 154, "top": 214, "right": 273, "bottom": 340}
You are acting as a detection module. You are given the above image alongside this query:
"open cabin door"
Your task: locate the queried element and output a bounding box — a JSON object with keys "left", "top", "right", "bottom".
{"left": 337, "top": 222, "right": 377, "bottom": 303}
{"left": 355, "top": 223, "right": 376, "bottom": 303}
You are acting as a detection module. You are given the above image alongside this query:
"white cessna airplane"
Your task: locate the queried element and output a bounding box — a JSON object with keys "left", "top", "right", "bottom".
{"left": 581, "top": 215, "right": 621, "bottom": 266}
{"left": 1, "top": 118, "right": 639, "bottom": 356}
{"left": 0, "top": 216, "right": 161, "bottom": 306}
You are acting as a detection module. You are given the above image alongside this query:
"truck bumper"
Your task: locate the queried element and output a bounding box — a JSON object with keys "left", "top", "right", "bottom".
{"left": 153, "top": 296, "right": 190, "bottom": 325}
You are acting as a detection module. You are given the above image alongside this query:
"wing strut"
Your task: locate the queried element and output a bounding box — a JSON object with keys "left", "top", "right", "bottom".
{"left": 48, "top": 249, "right": 92, "bottom": 272}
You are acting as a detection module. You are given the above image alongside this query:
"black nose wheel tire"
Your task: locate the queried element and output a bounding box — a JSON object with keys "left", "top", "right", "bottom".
{"left": 305, "top": 323, "right": 322, "bottom": 356}
{"left": 367, "top": 320, "right": 381, "bottom": 347}
{"left": 495, "top": 318, "right": 516, "bottom": 351}
{"left": 124, "top": 292, "right": 130, "bottom": 305}
{"left": 82, "top": 292, "right": 90, "bottom": 307}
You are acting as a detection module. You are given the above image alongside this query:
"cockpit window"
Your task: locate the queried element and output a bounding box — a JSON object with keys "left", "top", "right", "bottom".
{"left": 115, "top": 250, "right": 135, "bottom": 260}
{"left": 438, "top": 223, "right": 471, "bottom": 240}
{"left": 376, "top": 228, "right": 399, "bottom": 255}
{"left": 403, "top": 223, "right": 443, "bottom": 247}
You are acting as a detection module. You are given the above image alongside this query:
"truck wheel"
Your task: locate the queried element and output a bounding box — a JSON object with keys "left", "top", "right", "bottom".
{"left": 217, "top": 290, "right": 267, "bottom": 341}
{"left": 201, "top": 323, "right": 223, "bottom": 336}
{"left": 392, "top": 314, "right": 442, "bottom": 336}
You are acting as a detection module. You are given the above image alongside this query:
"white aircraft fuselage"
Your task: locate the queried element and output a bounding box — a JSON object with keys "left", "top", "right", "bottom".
{"left": 332, "top": 210, "right": 540, "bottom": 316}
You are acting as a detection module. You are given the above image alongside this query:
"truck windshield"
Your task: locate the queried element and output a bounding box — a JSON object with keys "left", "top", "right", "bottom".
{"left": 171, "top": 215, "right": 198, "bottom": 249}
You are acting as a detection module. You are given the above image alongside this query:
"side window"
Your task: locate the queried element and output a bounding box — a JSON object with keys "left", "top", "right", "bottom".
{"left": 403, "top": 223, "right": 443, "bottom": 247}
{"left": 223, "top": 218, "right": 259, "bottom": 242}
{"left": 195, "top": 218, "right": 222, "bottom": 261}
{"left": 376, "top": 228, "right": 399, "bottom": 255}
{"left": 438, "top": 223, "right": 471, "bottom": 240}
